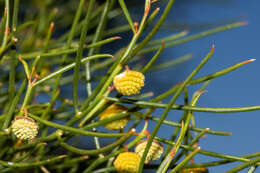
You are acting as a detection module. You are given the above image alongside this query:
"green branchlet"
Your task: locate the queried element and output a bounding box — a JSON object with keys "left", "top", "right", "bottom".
{"left": 0, "top": 0, "right": 256, "bottom": 173}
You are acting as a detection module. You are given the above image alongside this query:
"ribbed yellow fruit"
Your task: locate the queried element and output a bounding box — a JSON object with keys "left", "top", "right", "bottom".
{"left": 11, "top": 116, "right": 38, "bottom": 140}
{"left": 114, "top": 152, "right": 141, "bottom": 173}
{"left": 99, "top": 104, "right": 129, "bottom": 130}
{"left": 113, "top": 70, "right": 145, "bottom": 96}
{"left": 135, "top": 139, "right": 164, "bottom": 164}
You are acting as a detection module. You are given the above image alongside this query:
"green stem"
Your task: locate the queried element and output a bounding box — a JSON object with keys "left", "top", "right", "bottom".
{"left": 0, "top": 80, "right": 26, "bottom": 153}
{"left": 85, "top": 0, "right": 112, "bottom": 97}
{"left": 14, "top": 133, "right": 57, "bottom": 152}
{"left": 157, "top": 122, "right": 186, "bottom": 173}
{"left": 132, "top": 0, "right": 175, "bottom": 56}
{"left": 141, "top": 41, "right": 165, "bottom": 73}
{"left": 140, "top": 114, "right": 230, "bottom": 136}
{"left": 0, "top": 10, "right": 7, "bottom": 45}
{"left": 118, "top": 0, "right": 135, "bottom": 33}
{"left": 83, "top": 111, "right": 130, "bottom": 130}
{"left": 189, "top": 58, "right": 255, "bottom": 85}
{"left": 13, "top": 143, "right": 44, "bottom": 162}
{"left": 85, "top": 0, "right": 113, "bottom": 151}
{"left": 92, "top": 167, "right": 116, "bottom": 173}
{"left": 37, "top": 89, "right": 60, "bottom": 158}
{"left": 8, "top": 51, "right": 16, "bottom": 104}
{"left": 12, "top": 0, "right": 19, "bottom": 33}
{"left": 190, "top": 128, "right": 209, "bottom": 146}
{"left": 156, "top": 136, "right": 256, "bottom": 163}
{"left": 138, "top": 21, "right": 246, "bottom": 55}
{"left": 79, "top": 89, "right": 110, "bottom": 127}
{"left": 64, "top": 0, "right": 85, "bottom": 54}
{"left": 2, "top": 79, "right": 26, "bottom": 129}
{"left": 73, "top": 0, "right": 95, "bottom": 112}
{"left": 18, "top": 83, "right": 33, "bottom": 116}
{"left": 0, "top": 38, "right": 17, "bottom": 61}
{"left": 0, "top": 155, "right": 66, "bottom": 168}
{"left": 158, "top": 90, "right": 204, "bottom": 173}
{"left": 34, "top": 54, "right": 112, "bottom": 86}
{"left": 50, "top": 156, "right": 89, "bottom": 169}
{"left": 106, "top": 96, "right": 260, "bottom": 113}
{"left": 138, "top": 45, "right": 214, "bottom": 173}
{"left": 28, "top": 113, "right": 125, "bottom": 138}
{"left": 145, "top": 7, "right": 160, "bottom": 27}
{"left": 20, "top": 37, "right": 118, "bottom": 60}
{"left": 59, "top": 131, "right": 133, "bottom": 155}
{"left": 185, "top": 152, "right": 260, "bottom": 168}
{"left": 226, "top": 156, "right": 260, "bottom": 173}
{"left": 171, "top": 128, "right": 209, "bottom": 165}
{"left": 248, "top": 166, "right": 258, "bottom": 173}
{"left": 169, "top": 147, "right": 201, "bottom": 173}
{"left": 149, "top": 54, "right": 192, "bottom": 71}
{"left": 148, "top": 30, "right": 188, "bottom": 46}
{"left": 1, "top": 0, "right": 9, "bottom": 51}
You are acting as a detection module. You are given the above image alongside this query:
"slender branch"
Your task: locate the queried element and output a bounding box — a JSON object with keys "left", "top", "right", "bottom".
{"left": 105, "top": 96, "right": 260, "bottom": 113}
{"left": 0, "top": 155, "right": 66, "bottom": 168}
{"left": 73, "top": 0, "right": 95, "bottom": 112}
{"left": 34, "top": 54, "right": 113, "bottom": 86}
{"left": 59, "top": 131, "right": 133, "bottom": 155}
{"left": 28, "top": 113, "right": 126, "bottom": 138}
{"left": 1, "top": 0, "right": 10, "bottom": 51}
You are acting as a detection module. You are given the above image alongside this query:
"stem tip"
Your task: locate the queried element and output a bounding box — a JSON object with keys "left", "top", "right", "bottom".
{"left": 241, "top": 21, "right": 248, "bottom": 26}
{"left": 243, "top": 59, "right": 256, "bottom": 64}
{"left": 211, "top": 44, "right": 215, "bottom": 51}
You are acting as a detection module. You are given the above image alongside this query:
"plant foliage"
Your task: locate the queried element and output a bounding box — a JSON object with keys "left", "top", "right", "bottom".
{"left": 0, "top": 0, "right": 257, "bottom": 173}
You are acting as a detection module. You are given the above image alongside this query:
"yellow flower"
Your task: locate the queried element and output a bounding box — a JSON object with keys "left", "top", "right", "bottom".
{"left": 114, "top": 152, "right": 141, "bottom": 173}
{"left": 113, "top": 70, "right": 145, "bottom": 96}
{"left": 11, "top": 116, "right": 38, "bottom": 141}
{"left": 99, "top": 104, "right": 129, "bottom": 130}
{"left": 135, "top": 139, "right": 164, "bottom": 164}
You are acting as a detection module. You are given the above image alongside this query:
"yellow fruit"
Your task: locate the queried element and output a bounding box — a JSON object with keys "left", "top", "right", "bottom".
{"left": 178, "top": 167, "right": 209, "bottom": 173}
{"left": 99, "top": 104, "right": 129, "bottom": 130}
{"left": 11, "top": 116, "right": 38, "bottom": 141}
{"left": 135, "top": 139, "right": 164, "bottom": 164}
{"left": 114, "top": 152, "right": 141, "bottom": 173}
{"left": 113, "top": 70, "right": 145, "bottom": 96}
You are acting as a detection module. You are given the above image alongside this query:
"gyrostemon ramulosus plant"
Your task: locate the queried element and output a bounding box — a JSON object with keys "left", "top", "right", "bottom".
{"left": 0, "top": 0, "right": 258, "bottom": 172}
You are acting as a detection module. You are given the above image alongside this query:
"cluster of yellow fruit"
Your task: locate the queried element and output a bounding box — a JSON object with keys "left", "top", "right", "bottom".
{"left": 113, "top": 139, "right": 164, "bottom": 173}
{"left": 99, "top": 69, "right": 145, "bottom": 130}
{"left": 106, "top": 69, "right": 162, "bottom": 173}
{"left": 113, "top": 148, "right": 209, "bottom": 173}
{"left": 9, "top": 67, "right": 207, "bottom": 173}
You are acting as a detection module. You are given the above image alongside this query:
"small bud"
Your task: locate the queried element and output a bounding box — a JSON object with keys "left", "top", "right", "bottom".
{"left": 178, "top": 167, "right": 209, "bottom": 173}
{"left": 40, "top": 63, "right": 51, "bottom": 78}
{"left": 114, "top": 152, "right": 140, "bottom": 173}
{"left": 56, "top": 129, "right": 63, "bottom": 137}
{"left": 99, "top": 104, "right": 129, "bottom": 130}
{"left": 113, "top": 70, "right": 145, "bottom": 96}
{"left": 135, "top": 139, "right": 164, "bottom": 164}
{"left": 11, "top": 116, "right": 38, "bottom": 141}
